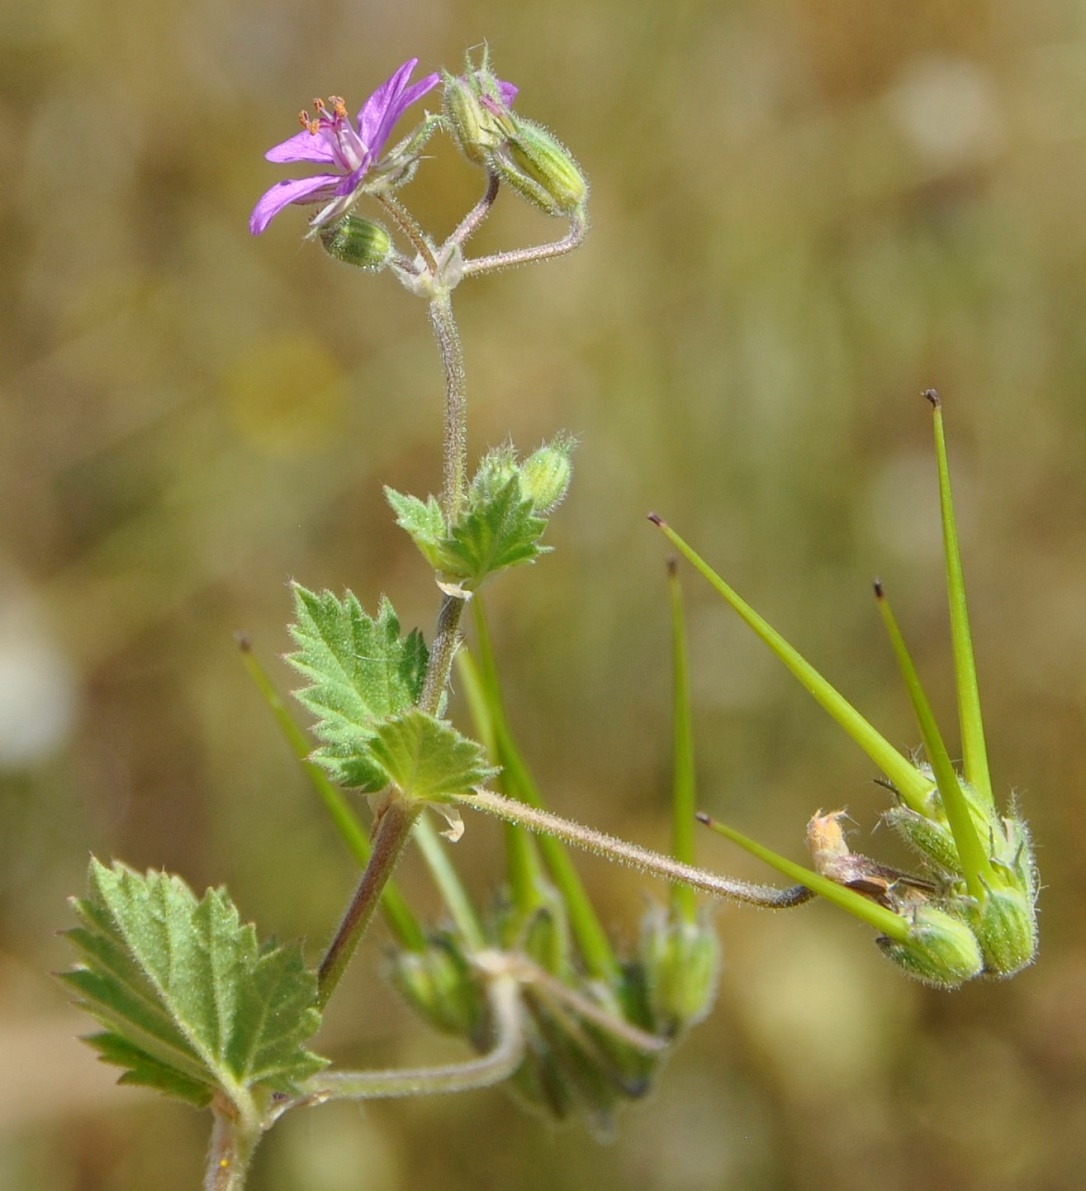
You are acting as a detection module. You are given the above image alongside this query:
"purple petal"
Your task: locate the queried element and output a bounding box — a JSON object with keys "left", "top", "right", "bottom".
{"left": 497, "top": 80, "right": 518, "bottom": 106}
{"left": 249, "top": 173, "right": 339, "bottom": 234}
{"left": 265, "top": 128, "right": 337, "bottom": 165}
{"left": 355, "top": 58, "right": 440, "bottom": 159}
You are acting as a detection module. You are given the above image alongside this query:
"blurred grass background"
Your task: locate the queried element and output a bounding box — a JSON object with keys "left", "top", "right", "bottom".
{"left": 3, "top": 0, "right": 1086, "bottom": 1187}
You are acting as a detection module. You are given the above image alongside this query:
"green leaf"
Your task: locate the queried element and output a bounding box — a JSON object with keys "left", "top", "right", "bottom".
{"left": 62, "top": 859, "right": 327, "bottom": 1108}
{"left": 368, "top": 708, "right": 497, "bottom": 802}
{"left": 385, "top": 487, "right": 446, "bottom": 570}
{"left": 439, "top": 476, "right": 549, "bottom": 586}
{"left": 287, "top": 586, "right": 429, "bottom": 788}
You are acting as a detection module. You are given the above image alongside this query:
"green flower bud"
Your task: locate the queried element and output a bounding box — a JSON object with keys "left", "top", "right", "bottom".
{"left": 494, "top": 117, "right": 588, "bottom": 217}
{"left": 470, "top": 445, "right": 520, "bottom": 502}
{"left": 974, "top": 882, "right": 1038, "bottom": 977}
{"left": 319, "top": 216, "right": 393, "bottom": 270}
{"left": 883, "top": 804, "right": 961, "bottom": 874}
{"left": 637, "top": 905, "right": 720, "bottom": 1037}
{"left": 387, "top": 937, "right": 486, "bottom": 1043}
{"left": 876, "top": 904, "right": 984, "bottom": 988}
{"left": 442, "top": 70, "right": 512, "bottom": 165}
{"left": 519, "top": 437, "right": 575, "bottom": 514}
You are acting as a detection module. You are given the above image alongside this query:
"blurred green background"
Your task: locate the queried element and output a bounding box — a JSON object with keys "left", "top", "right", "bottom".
{"left": 3, "top": 0, "right": 1085, "bottom": 1187}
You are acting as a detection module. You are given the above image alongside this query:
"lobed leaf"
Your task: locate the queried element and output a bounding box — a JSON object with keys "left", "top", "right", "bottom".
{"left": 62, "top": 859, "right": 326, "bottom": 1108}
{"left": 287, "top": 585, "right": 429, "bottom": 775}
{"left": 368, "top": 708, "right": 497, "bottom": 802}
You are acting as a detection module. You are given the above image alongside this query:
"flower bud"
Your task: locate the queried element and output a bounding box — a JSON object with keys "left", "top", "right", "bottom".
{"left": 519, "top": 437, "right": 574, "bottom": 514}
{"left": 387, "top": 937, "right": 486, "bottom": 1043}
{"left": 638, "top": 905, "right": 720, "bottom": 1037}
{"left": 495, "top": 117, "right": 588, "bottom": 217}
{"left": 442, "top": 70, "right": 511, "bottom": 165}
{"left": 470, "top": 445, "right": 520, "bottom": 502}
{"left": 974, "top": 883, "right": 1037, "bottom": 977}
{"left": 876, "top": 904, "right": 984, "bottom": 988}
{"left": 319, "top": 216, "right": 393, "bottom": 270}
{"left": 883, "top": 804, "right": 960, "bottom": 874}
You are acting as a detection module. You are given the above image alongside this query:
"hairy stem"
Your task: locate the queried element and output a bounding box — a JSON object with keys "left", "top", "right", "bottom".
{"left": 317, "top": 797, "right": 420, "bottom": 1008}
{"left": 449, "top": 172, "right": 501, "bottom": 248}
{"left": 302, "top": 968, "right": 523, "bottom": 1101}
{"left": 462, "top": 209, "right": 588, "bottom": 277}
{"left": 204, "top": 1097, "right": 262, "bottom": 1191}
{"left": 458, "top": 790, "right": 815, "bottom": 908}
{"left": 377, "top": 192, "right": 437, "bottom": 273}
{"left": 420, "top": 592, "right": 467, "bottom": 715}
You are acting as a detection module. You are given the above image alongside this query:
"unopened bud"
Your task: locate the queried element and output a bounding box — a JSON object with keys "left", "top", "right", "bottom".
{"left": 876, "top": 904, "right": 984, "bottom": 988}
{"left": 319, "top": 216, "right": 393, "bottom": 270}
{"left": 883, "top": 804, "right": 960, "bottom": 874}
{"left": 387, "top": 937, "right": 486, "bottom": 1042}
{"left": 519, "top": 437, "right": 575, "bottom": 513}
{"left": 974, "top": 882, "right": 1037, "bottom": 977}
{"left": 470, "top": 445, "right": 520, "bottom": 503}
{"left": 638, "top": 905, "right": 720, "bottom": 1037}
{"left": 494, "top": 117, "right": 588, "bottom": 217}
{"left": 443, "top": 70, "right": 513, "bottom": 165}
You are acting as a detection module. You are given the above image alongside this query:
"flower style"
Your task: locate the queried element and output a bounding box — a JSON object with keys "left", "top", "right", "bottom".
{"left": 250, "top": 58, "right": 440, "bottom": 235}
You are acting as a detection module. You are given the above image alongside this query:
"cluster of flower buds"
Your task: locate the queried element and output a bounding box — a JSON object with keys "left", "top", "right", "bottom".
{"left": 443, "top": 49, "right": 588, "bottom": 218}
{"left": 387, "top": 882, "right": 718, "bottom": 1132}
{"left": 385, "top": 436, "right": 575, "bottom": 596}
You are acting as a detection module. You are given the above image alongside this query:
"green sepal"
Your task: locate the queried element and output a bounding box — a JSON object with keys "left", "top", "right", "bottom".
{"left": 883, "top": 802, "right": 962, "bottom": 875}
{"left": 496, "top": 116, "right": 588, "bottom": 218}
{"left": 286, "top": 585, "right": 428, "bottom": 790}
{"left": 637, "top": 904, "right": 720, "bottom": 1038}
{"left": 974, "top": 881, "right": 1037, "bottom": 978}
{"left": 62, "top": 859, "right": 327, "bottom": 1108}
{"left": 875, "top": 903, "right": 984, "bottom": 988}
{"left": 386, "top": 934, "right": 487, "bottom": 1044}
{"left": 368, "top": 708, "right": 497, "bottom": 802}
{"left": 974, "top": 810, "right": 1038, "bottom": 976}
{"left": 319, "top": 217, "right": 393, "bottom": 270}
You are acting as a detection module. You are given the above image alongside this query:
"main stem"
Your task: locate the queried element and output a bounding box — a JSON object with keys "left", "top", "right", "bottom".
{"left": 316, "top": 285, "right": 473, "bottom": 1009}
{"left": 204, "top": 1096, "right": 262, "bottom": 1191}
{"left": 317, "top": 797, "right": 419, "bottom": 1008}
{"left": 430, "top": 291, "right": 469, "bottom": 525}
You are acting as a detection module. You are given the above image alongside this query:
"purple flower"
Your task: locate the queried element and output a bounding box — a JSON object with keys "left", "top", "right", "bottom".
{"left": 250, "top": 58, "right": 440, "bottom": 235}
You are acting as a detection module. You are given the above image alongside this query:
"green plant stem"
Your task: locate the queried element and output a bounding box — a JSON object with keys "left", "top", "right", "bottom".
{"left": 462, "top": 208, "right": 588, "bottom": 277}
{"left": 411, "top": 812, "right": 487, "bottom": 951}
{"left": 458, "top": 789, "right": 815, "bottom": 908}
{"left": 376, "top": 191, "right": 437, "bottom": 273}
{"left": 420, "top": 592, "right": 467, "bottom": 715}
{"left": 317, "top": 797, "right": 420, "bottom": 1009}
{"left": 457, "top": 648, "right": 544, "bottom": 915}
{"left": 467, "top": 600, "right": 620, "bottom": 983}
{"left": 449, "top": 172, "right": 501, "bottom": 247}
{"left": 303, "top": 968, "right": 523, "bottom": 1101}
